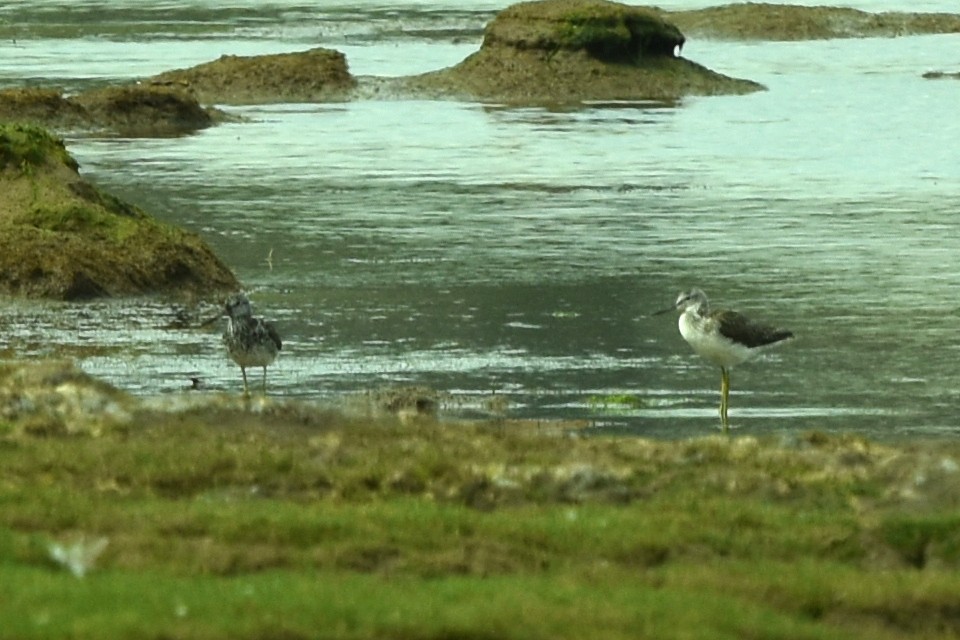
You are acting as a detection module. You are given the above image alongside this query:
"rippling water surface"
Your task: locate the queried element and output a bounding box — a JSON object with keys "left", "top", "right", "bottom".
{"left": 2, "top": 1, "right": 960, "bottom": 438}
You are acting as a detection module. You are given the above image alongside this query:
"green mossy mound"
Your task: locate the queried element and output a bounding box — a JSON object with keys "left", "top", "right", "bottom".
{"left": 4, "top": 360, "right": 960, "bottom": 637}
{"left": 667, "top": 3, "right": 960, "bottom": 41}
{"left": 482, "top": 0, "right": 685, "bottom": 60}
{"left": 0, "top": 85, "right": 221, "bottom": 137}
{"left": 0, "top": 123, "right": 238, "bottom": 299}
{"left": 0, "top": 121, "right": 78, "bottom": 171}
{"left": 147, "top": 47, "right": 357, "bottom": 105}
{"left": 402, "top": 0, "right": 763, "bottom": 103}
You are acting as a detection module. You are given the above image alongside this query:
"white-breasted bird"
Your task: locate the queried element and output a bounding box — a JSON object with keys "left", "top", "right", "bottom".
{"left": 655, "top": 288, "right": 793, "bottom": 430}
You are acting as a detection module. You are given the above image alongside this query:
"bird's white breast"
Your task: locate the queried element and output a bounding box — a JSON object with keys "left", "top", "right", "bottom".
{"left": 679, "top": 310, "right": 755, "bottom": 368}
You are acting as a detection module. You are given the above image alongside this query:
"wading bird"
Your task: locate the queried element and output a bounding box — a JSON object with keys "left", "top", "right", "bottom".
{"left": 655, "top": 288, "right": 793, "bottom": 431}
{"left": 222, "top": 292, "right": 282, "bottom": 396}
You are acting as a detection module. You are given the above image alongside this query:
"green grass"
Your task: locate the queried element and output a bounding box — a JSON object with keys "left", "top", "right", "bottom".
{"left": 2, "top": 412, "right": 960, "bottom": 638}
{"left": 2, "top": 562, "right": 866, "bottom": 640}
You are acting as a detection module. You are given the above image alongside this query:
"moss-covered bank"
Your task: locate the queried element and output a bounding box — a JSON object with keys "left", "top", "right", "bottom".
{"left": 2, "top": 359, "right": 960, "bottom": 638}
{"left": 0, "top": 123, "right": 238, "bottom": 299}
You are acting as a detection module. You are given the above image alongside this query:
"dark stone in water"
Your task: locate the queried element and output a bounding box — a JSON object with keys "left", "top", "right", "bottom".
{"left": 923, "top": 71, "right": 960, "bottom": 80}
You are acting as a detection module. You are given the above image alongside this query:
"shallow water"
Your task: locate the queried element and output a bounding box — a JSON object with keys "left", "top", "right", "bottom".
{"left": 2, "top": 1, "right": 960, "bottom": 438}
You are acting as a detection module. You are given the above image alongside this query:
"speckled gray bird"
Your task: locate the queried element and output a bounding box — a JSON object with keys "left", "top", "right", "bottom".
{"left": 222, "top": 292, "right": 282, "bottom": 395}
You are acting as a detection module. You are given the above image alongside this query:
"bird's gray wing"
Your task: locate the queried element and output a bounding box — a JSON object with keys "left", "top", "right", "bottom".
{"left": 264, "top": 321, "right": 282, "bottom": 351}
{"left": 716, "top": 310, "right": 793, "bottom": 349}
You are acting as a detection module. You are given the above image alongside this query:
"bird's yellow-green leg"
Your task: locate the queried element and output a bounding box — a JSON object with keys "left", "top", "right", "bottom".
{"left": 241, "top": 366, "right": 250, "bottom": 397}
{"left": 720, "top": 367, "right": 730, "bottom": 433}
{"left": 262, "top": 367, "right": 268, "bottom": 393}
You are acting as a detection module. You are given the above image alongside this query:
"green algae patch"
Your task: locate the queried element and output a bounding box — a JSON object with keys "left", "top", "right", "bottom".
{"left": 588, "top": 393, "right": 646, "bottom": 408}
{"left": 23, "top": 203, "right": 144, "bottom": 241}
{"left": 0, "top": 124, "right": 238, "bottom": 299}
{"left": 2, "top": 366, "right": 960, "bottom": 638}
{"left": 0, "top": 121, "right": 78, "bottom": 172}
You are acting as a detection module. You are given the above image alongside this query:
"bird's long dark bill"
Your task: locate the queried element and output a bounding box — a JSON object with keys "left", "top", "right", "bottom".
{"left": 200, "top": 313, "right": 221, "bottom": 327}
{"left": 651, "top": 306, "right": 676, "bottom": 316}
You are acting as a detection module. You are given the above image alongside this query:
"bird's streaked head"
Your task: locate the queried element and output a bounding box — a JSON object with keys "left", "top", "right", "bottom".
{"left": 674, "top": 288, "right": 708, "bottom": 313}
{"left": 653, "top": 288, "right": 709, "bottom": 316}
{"left": 224, "top": 292, "right": 253, "bottom": 319}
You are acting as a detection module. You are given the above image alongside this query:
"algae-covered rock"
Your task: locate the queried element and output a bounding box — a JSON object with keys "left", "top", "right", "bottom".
{"left": 72, "top": 84, "right": 219, "bottom": 136}
{"left": 341, "top": 386, "right": 446, "bottom": 424}
{"left": 923, "top": 70, "right": 960, "bottom": 80}
{"left": 0, "top": 123, "right": 239, "bottom": 299}
{"left": 0, "top": 121, "right": 78, "bottom": 172}
{"left": 481, "top": 0, "right": 685, "bottom": 60}
{"left": 401, "top": 0, "right": 763, "bottom": 103}
{"left": 667, "top": 3, "right": 960, "bottom": 41}
{"left": 0, "top": 87, "right": 89, "bottom": 131}
{"left": 146, "top": 47, "right": 357, "bottom": 105}
{"left": 0, "top": 85, "right": 222, "bottom": 137}
{"left": 0, "top": 360, "right": 134, "bottom": 436}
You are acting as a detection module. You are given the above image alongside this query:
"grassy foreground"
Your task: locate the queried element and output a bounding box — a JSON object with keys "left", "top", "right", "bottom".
{"left": 3, "top": 403, "right": 960, "bottom": 639}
